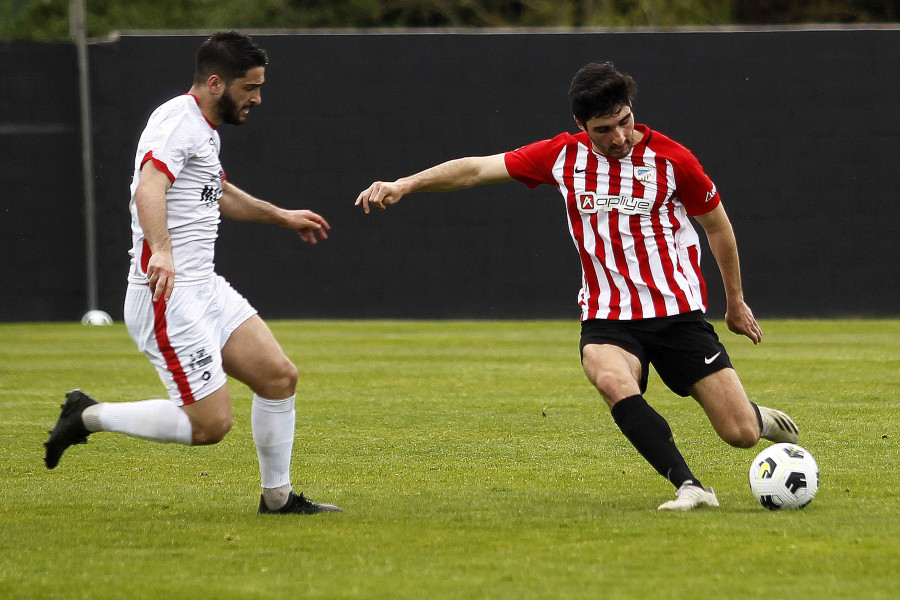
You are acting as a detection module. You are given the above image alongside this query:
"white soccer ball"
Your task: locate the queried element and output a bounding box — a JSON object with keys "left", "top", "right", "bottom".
{"left": 81, "top": 309, "right": 113, "bottom": 326}
{"left": 749, "top": 443, "right": 819, "bottom": 510}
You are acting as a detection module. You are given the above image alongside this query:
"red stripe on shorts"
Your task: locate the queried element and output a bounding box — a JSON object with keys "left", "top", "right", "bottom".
{"left": 152, "top": 296, "right": 196, "bottom": 405}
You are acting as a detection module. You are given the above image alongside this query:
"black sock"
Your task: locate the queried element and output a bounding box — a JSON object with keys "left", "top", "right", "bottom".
{"left": 750, "top": 402, "right": 764, "bottom": 434}
{"left": 610, "top": 395, "right": 701, "bottom": 489}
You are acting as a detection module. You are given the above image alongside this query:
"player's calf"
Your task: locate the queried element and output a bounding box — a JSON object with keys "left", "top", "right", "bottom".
{"left": 718, "top": 418, "right": 761, "bottom": 449}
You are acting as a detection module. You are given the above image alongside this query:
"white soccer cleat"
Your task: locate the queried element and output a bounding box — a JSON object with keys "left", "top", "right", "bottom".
{"left": 758, "top": 405, "right": 799, "bottom": 443}
{"left": 658, "top": 482, "right": 720, "bottom": 512}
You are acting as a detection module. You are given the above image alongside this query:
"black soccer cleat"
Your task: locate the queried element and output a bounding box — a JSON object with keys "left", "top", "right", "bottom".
{"left": 43, "top": 389, "right": 98, "bottom": 469}
{"left": 258, "top": 491, "right": 343, "bottom": 515}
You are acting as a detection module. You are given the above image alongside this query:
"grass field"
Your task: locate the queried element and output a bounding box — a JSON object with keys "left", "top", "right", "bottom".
{"left": 0, "top": 319, "right": 897, "bottom": 599}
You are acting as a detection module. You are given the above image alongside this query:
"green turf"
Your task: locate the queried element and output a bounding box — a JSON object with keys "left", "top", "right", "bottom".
{"left": 0, "top": 319, "right": 897, "bottom": 599}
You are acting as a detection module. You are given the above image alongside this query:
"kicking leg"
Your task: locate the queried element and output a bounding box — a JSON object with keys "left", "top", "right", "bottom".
{"left": 43, "top": 385, "right": 230, "bottom": 469}
{"left": 690, "top": 368, "right": 798, "bottom": 447}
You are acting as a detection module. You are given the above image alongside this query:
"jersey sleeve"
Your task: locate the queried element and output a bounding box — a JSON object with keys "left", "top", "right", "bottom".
{"left": 668, "top": 143, "right": 721, "bottom": 216}
{"left": 504, "top": 133, "right": 570, "bottom": 189}
{"left": 137, "top": 107, "right": 197, "bottom": 183}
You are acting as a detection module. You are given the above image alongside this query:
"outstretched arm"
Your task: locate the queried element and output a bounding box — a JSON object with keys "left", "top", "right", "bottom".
{"left": 219, "top": 181, "right": 330, "bottom": 244}
{"left": 355, "top": 153, "right": 512, "bottom": 214}
{"left": 694, "top": 203, "right": 763, "bottom": 344}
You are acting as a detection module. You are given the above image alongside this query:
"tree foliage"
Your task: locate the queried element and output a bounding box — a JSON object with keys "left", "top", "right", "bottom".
{"left": 1, "top": 0, "right": 896, "bottom": 41}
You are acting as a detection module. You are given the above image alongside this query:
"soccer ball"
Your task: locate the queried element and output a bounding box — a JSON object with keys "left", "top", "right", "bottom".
{"left": 748, "top": 443, "right": 819, "bottom": 510}
{"left": 81, "top": 309, "right": 113, "bottom": 326}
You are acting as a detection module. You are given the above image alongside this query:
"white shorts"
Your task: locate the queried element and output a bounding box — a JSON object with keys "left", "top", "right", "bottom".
{"left": 124, "top": 275, "right": 257, "bottom": 405}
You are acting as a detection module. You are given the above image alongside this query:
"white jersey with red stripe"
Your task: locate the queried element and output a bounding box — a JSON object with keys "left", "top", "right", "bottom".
{"left": 504, "top": 124, "right": 720, "bottom": 321}
{"left": 127, "top": 94, "right": 224, "bottom": 286}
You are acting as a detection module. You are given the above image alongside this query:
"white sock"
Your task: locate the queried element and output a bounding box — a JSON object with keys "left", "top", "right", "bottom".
{"left": 82, "top": 400, "right": 193, "bottom": 445}
{"left": 252, "top": 393, "right": 296, "bottom": 508}
{"left": 263, "top": 483, "right": 292, "bottom": 510}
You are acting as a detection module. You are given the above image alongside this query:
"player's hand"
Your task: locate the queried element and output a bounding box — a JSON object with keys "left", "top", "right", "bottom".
{"left": 286, "top": 209, "right": 330, "bottom": 244}
{"left": 146, "top": 251, "right": 175, "bottom": 303}
{"left": 355, "top": 181, "right": 403, "bottom": 214}
{"left": 725, "top": 300, "right": 763, "bottom": 344}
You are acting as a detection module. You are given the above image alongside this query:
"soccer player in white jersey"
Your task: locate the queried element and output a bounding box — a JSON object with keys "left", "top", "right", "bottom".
{"left": 45, "top": 31, "right": 341, "bottom": 515}
{"left": 356, "top": 62, "right": 800, "bottom": 511}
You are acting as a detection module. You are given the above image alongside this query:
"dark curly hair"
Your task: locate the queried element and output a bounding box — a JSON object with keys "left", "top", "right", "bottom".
{"left": 568, "top": 62, "right": 637, "bottom": 125}
{"left": 194, "top": 30, "right": 268, "bottom": 85}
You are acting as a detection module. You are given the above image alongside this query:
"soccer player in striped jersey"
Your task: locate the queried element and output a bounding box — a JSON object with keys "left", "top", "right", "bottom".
{"left": 45, "top": 31, "right": 340, "bottom": 515}
{"left": 356, "top": 62, "right": 799, "bottom": 511}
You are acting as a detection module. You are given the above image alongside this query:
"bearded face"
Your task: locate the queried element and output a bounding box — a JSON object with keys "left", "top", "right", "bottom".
{"left": 217, "top": 88, "right": 245, "bottom": 126}
{"left": 215, "top": 66, "right": 265, "bottom": 126}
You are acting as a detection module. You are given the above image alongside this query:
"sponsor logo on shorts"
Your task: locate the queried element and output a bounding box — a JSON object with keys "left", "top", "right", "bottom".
{"left": 704, "top": 351, "right": 722, "bottom": 364}
{"left": 188, "top": 348, "right": 214, "bottom": 372}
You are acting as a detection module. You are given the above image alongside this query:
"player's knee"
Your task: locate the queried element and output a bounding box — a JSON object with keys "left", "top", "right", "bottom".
{"left": 192, "top": 414, "right": 233, "bottom": 446}
{"left": 590, "top": 369, "right": 636, "bottom": 403}
{"left": 272, "top": 358, "right": 298, "bottom": 397}
{"left": 248, "top": 365, "right": 297, "bottom": 401}
{"left": 253, "top": 357, "right": 297, "bottom": 400}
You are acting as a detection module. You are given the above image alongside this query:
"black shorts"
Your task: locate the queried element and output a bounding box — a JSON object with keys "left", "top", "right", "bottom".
{"left": 579, "top": 311, "right": 733, "bottom": 397}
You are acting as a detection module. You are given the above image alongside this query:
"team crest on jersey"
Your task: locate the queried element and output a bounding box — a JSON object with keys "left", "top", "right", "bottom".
{"left": 633, "top": 165, "right": 656, "bottom": 182}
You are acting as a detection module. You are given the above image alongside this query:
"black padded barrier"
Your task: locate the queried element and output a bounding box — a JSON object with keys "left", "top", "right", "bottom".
{"left": 2, "top": 29, "right": 898, "bottom": 321}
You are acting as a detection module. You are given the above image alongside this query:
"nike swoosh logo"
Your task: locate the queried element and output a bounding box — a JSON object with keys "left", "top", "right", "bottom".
{"left": 574, "top": 167, "right": 586, "bottom": 173}
{"left": 704, "top": 352, "right": 722, "bottom": 364}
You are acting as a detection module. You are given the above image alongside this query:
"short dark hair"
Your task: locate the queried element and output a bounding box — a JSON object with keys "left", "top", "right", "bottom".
{"left": 194, "top": 31, "right": 268, "bottom": 85}
{"left": 568, "top": 62, "right": 637, "bottom": 124}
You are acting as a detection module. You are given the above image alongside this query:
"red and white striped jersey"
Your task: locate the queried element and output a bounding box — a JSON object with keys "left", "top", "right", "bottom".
{"left": 127, "top": 94, "right": 224, "bottom": 286}
{"left": 505, "top": 124, "right": 720, "bottom": 321}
